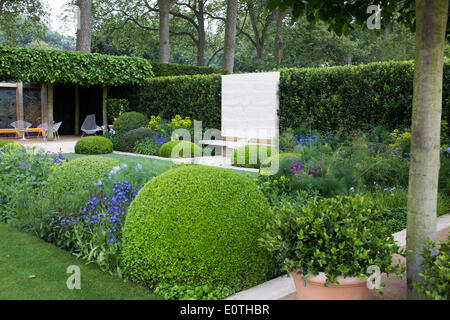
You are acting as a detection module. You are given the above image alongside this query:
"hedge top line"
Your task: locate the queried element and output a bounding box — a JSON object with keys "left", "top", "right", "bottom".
{"left": 0, "top": 46, "right": 227, "bottom": 86}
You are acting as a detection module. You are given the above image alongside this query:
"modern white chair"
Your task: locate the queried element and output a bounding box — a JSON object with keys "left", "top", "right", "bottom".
{"left": 53, "top": 122, "right": 62, "bottom": 140}
{"left": 81, "top": 114, "right": 103, "bottom": 136}
{"left": 10, "top": 120, "right": 32, "bottom": 139}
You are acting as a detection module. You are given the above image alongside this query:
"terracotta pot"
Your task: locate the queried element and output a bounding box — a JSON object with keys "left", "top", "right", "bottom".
{"left": 290, "top": 271, "right": 369, "bottom": 300}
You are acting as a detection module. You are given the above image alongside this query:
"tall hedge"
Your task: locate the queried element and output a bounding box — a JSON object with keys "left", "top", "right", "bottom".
{"left": 151, "top": 62, "right": 228, "bottom": 77}
{"left": 0, "top": 46, "right": 153, "bottom": 86}
{"left": 119, "top": 60, "right": 450, "bottom": 132}
{"left": 126, "top": 74, "right": 222, "bottom": 129}
{"left": 279, "top": 60, "right": 450, "bottom": 131}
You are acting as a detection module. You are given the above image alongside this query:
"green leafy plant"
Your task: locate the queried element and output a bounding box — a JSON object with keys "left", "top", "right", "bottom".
{"left": 0, "top": 46, "right": 153, "bottom": 86}
{"left": 75, "top": 136, "right": 113, "bottom": 155}
{"left": 413, "top": 236, "right": 449, "bottom": 300}
{"left": 121, "top": 165, "right": 275, "bottom": 291}
{"left": 119, "top": 128, "right": 153, "bottom": 153}
{"left": 154, "top": 283, "right": 234, "bottom": 300}
{"left": 151, "top": 62, "right": 228, "bottom": 77}
{"left": 133, "top": 138, "right": 160, "bottom": 156}
{"left": 47, "top": 156, "right": 120, "bottom": 195}
{"left": 106, "top": 98, "right": 131, "bottom": 124}
{"left": 112, "top": 112, "right": 148, "bottom": 135}
{"left": 261, "top": 195, "right": 405, "bottom": 287}
{"left": 158, "top": 140, "right": 202, "bottom": 158}
{"left": 231, "top": 145, "right": 275, "bottom": 169}
{"left": 0, "top": 140, "right": 23, "bottom": 149}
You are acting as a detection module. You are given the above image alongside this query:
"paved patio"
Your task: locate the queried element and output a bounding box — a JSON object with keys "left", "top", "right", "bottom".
{"left": 14, "top": 135, "right": 79, "bottom": 154}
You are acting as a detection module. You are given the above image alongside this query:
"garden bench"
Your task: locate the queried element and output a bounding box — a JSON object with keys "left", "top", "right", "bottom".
{"left": 0, "top": 128, "right": 45, "bottom": 138}
{"left": 199, "top": 139, "right": 272, "bottom": 157}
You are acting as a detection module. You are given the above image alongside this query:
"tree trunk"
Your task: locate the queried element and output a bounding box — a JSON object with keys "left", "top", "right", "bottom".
{"left": 406, "top": 0, "right": 448, "bottom": 299}
{"left": 343, "top": 52, "right": 352, "bottom": 65}
{"left": 223, "top": 0, "right": 238, "bottom": 73}
{"left": 274, "top": 9, "right": 285, "bottom": 66}
{"left": 196, "top": 0, "right": 206, "bottom": 66}
{"left": 76, "top": 0, "right": 92, "bottom": 53}
{"left": 158, "top": 0, "right": 173, "bottom": 63}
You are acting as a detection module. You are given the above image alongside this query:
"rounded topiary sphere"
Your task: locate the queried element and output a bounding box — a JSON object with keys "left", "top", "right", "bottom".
{"left": 121, "top": 165, "right": 274, "bottom": 290}
{"left": 119, "top": 128, "right": 153, "bottom": 152}
{"left": 75, "top": 136, "right": 113, "bottom": 155}
{"left": 231, "top": 145, "right": 274, "bottom": 169}
{"left": 158, "top": 140, "right": 202, "bottom": 158}
{"left": 48, "top": 156, "right": 119, "bottom": 194}
{"left": 112, "top": 112, "right": 148, "bottom": 134}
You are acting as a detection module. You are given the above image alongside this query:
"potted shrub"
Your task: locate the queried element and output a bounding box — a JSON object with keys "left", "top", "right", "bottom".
{"left": 261, "top": 195, "right": 405, "bottom": 300}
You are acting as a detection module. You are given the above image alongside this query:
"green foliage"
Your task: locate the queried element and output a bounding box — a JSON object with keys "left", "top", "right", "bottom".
{"left": 122, "top": 74, "right": 222, "bottom": 129}
{"left": 154, "top": 283, "right": 234, "bottom": 300}
{"left": 232, "top": 145, "right": 275, "bottom": 169}
{"left": 261, "top": 195, "right": 405, "bottom": 286}
{"left": 414, "top": 237, "right": 450, "bottom": 300}
{"left": 119, "top": 128, "right": 153, "bottom": 153}
{"left": 75, "top": 136, "right": 113, "bottom": 155}
{"left": 121, "top": 165, "right": 274, "bottom": 291}
{"left": 112, "top": 112, "right": 148, "bottom": 135}
{"left": 106, "top": 98, "right": 131, "bottom": 124}
{"left": 133, "top": 138, "right": 160, "bottom": 156}
{"left": 0, "top": 140, "right": 23, "bottom": 150}
{"left": 0, "top": 146, "right": 57, "bottom": 222}
{"left": 279, "top": 61, "right": 450, "bottom": 131}
{"left": 158, "top": 140, "right": 202, "bottom": 158}
{"left": 48, "top": 156, "right": 119, "bottom": 195}
{"left": 151, "top": 62, "right": 228, "bottom": 77}
{"left": 0, "top": 46, "right": 153, "bottom": 86}
{"left": 117, "top": 61, "right": 449, "bottom": 132}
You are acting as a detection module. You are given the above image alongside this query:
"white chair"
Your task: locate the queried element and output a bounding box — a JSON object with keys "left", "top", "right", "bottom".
{"left": 81, "top": 114, "right": 103, "bottom": 136}
{"left": 10, "top": 120, "right": 32, "bottom": 139}
{"left": 53, "top": 122, "right": 62, "bottom": 140}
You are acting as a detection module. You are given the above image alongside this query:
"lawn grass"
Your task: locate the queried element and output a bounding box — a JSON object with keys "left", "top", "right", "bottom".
{"left": 0, "top": 223, "right": 159, "bottom": 300}
{"left": 64, "top": 152, "right": 259, "bottom": 178}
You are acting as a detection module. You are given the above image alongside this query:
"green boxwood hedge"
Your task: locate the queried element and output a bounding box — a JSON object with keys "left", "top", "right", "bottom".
{"left": 116, "top": 60, "right": 449, "bottom": 132}
{"left": 75, "top": 136, "right": 113, "bottom": 155}
{"left": 121, "top": 165, "right": 274, "bottom": 290}
{"left": 119, "top": 128, "right": 153, "bottom": 153}
{"left": 279, "top": 60, "right": 450, "bottom": 131}
{"left": 151, "top": 62, "right": 228, "bottom": 77}
{"left": 232, "top": 145, "right": 275, "bottom": 169}
{"left": 112, "top": 112, "right": 148, "bottom": 135}
{"left": 159, "top": 140, "right": 202, "bottom": 158}
{"left": 48, "top": 156, "right": 119, "bottom": 194}
{"left": 123, "top": 74, "right": 222, "bottom": 129}
{"left": 0, "top": 46, "right": 153, "bottom": 86}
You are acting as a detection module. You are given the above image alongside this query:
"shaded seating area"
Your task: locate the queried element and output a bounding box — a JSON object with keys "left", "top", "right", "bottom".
{"left": 0, "top": 46, "right": 153, "bottom": 140}
{"left": 0, "top": 120, "right": 45, "bottom": 140}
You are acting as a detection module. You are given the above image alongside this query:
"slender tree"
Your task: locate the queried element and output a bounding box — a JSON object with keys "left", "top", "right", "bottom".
{"left": 223, "top": 0, "right": 238, "bottom": 73}
{"left": 158, "top": 0, "right": 174, "bottom": 62}
{"left": 241, "top": 0, "right": 275, "bottom": 61}
{"left": 76, "top": 0, "right": 92, "bottom": 52}
{"left": 274, "top": 8, "right": 285, "bottom": 66}
{"left": 267, "top": 0, "right": 449, "bottom": 299}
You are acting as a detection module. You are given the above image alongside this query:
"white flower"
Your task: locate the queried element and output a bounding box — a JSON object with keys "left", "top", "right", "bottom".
{"left": 109, "top": 166, "right": 121, "bottom": 176}
{"left": 135, "top": 163, "right": 142, "bottom": 172}
{"left": 349, "top": 187, "right": 355, "bottom": 192}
